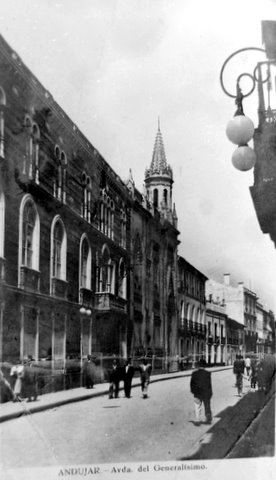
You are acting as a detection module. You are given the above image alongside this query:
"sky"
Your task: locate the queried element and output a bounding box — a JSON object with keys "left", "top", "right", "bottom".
{"left": 0, "top": 0, "right": 276, "bottom": 311}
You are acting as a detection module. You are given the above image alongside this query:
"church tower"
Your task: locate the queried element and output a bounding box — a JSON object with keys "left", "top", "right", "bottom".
{"left": 144, "top": 120, "right": 177, "bottom": 227}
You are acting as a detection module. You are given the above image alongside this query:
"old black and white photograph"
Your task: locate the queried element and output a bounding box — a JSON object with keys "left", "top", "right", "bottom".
{"left": 0, "top": 1, "right": 275, "bottom": 480}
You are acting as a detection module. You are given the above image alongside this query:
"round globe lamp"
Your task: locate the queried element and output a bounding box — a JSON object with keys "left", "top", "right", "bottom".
{"left": 226, "top": 115, "right": 255, "bottom": 145}
{"left": 232, "top": 146, "right": 257, "bottom": 171}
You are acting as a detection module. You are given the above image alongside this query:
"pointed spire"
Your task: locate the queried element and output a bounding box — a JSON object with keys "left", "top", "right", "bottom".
{"left": 126, "top": 168, "right": 135, "bottom": 198}
{"left": 147, "top": 119, "right": 172, "bottom": 177}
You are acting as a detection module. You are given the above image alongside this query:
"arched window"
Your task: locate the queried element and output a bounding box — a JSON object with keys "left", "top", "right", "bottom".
{"left": 153, "top": 188, "right": 158, "bottom": 208}
{"left": 19, "top": 196, "right": 40, "bottom": 271}
{"left": 81, "top": 173, "right": 92, "bottom": 222}
{"left": 99, "top": 189, "right": 115, "bottom": 239}
{"left": 51, "top": 217, "right": 67, "bottom": 284}
{"left": 163, "top": 189, "right": 168, "bottom": 206}
{"left": 80, "top": 236, "right": 91, "bottom": 289}
{"left": 196, "top": 308, "right": 201, "bottom": 324}
{"left": 98, "top": 245, "right": 114, "bottom": 293}
{"left": 118, "top": 259, "right": 126, "bottom": 299}
{"left": 180, "top": 301, "right": 185, "bottom": 328}
{"left": 110, "top": 200, "right": 115, "bottom": 240}
{"left": 120, "top": 207, "right": 127, "bottom": 248}
{"left": 32, "top": 123, "right": 40, "bottom": 184}
{"left": 22, "top": 116, "right": 40, "bottom": 182}
{"left": 0, "top": 86, "right": 6, "bottom": 158}
{"left": 53, "top": 145, "right": 67, "bottom": 202}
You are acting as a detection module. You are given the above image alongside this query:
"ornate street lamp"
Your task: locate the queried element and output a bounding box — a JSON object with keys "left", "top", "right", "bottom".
{"left": 220, "top": 22, "right": 276, "bottom": 171}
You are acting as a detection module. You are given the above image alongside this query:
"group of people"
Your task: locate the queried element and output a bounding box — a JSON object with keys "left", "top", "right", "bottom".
{"left": 233, "top": 354, "right": 275, "bottom": 396}
{"left": 189, "top": 353, "right": 275, "bottom": 426}
{"left": 108, "top": 357, "right": 152, "bottom": 400}
{"left": 10, "top": 355, "right": 38, "bottom": 402}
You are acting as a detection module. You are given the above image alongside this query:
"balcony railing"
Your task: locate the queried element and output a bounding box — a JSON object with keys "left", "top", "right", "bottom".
{"left": 179, "top": 320, "right": 207, "bottom": 336}
{"left": 20, "top": 266, "right": 40, "bottom": 291}
{"left": 94, "top": 292, "right": 127, "bottom": 313}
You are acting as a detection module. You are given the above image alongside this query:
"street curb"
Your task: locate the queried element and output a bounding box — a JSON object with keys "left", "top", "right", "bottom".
{"left": 183, "top": 379, "right": 275, "bottom": 460}
{"left": 0, "top": 366, "right": 232, "bottom": 423}
{"left": 225, "top": 389, "right": 276, "bottom": 458}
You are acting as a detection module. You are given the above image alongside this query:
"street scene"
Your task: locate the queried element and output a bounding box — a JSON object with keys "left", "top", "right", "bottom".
{"left": 0, "top": 1, "right": 276, "bottom": 480}
{"left": 0, "top": 366, "right": 275, "bottom": 468}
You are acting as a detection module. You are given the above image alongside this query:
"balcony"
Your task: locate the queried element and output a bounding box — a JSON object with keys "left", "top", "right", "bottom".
{"left": 94, "top": 292, "right": 127, "bottom": 313}
{"left": 179, "top": 319, "right": 188, "bottom": 334}
{"left": 221, "top": 337, "right": 226, "bottom": 345}
{"left": 51, "top": 277, "right": 68, "bottom": 299}
{"left": 20, "top": 266, "right": 40, "bottom": 291}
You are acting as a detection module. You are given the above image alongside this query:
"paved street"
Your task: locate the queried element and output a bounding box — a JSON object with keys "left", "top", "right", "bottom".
{"left": 1, "top": 368, "right": 273, "bottom": 469}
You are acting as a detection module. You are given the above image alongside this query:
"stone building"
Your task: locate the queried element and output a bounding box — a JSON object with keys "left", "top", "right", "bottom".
{"left": 256, "top": 302, "right": 275, "bottom": 355}
{"left": 126, "top": 124, "right": 180, "bottom": 366}
{"left": 0, "top": 34, "right": 132, "bottom": 371}
{"left": 177, "top": 256, "right": 207, "bottom": 366}
{"left": 206, "top": 274, "right": 258, "bottom": 354}
{"left": 205, "top": 297, "right": 227, "bottom": 365}
{"left": 0, "top": 35, "right": 182, "bottom": 380}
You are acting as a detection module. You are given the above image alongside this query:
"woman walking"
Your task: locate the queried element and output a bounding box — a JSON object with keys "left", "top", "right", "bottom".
{"left": 139, "top": 357, "right": 152, "bottom": 399}
{"left": 10, "top": 360, "right": 24, "bottom": 402}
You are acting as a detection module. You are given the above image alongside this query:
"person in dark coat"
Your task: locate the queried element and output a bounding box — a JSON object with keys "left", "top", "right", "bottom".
{"left": 108, "top": 359, "right": 121, "bottom": 399}
{"left": 233, "top": 355, "right": 245, "bottom": 396}
{"left": 250, "top": 358, "right": 258, "bottom": 389}
{"left": 22, "top": 356, "right": 38, "bottom": 402}
{"left": 139, "top": 357, "right": 152, "bottom": 399}
{"left": 190, "top": 358, "right": 212, "bottom": 425}
{"left": 123, "top": 358, "right": 135, "bottom": 398}
{"left": 83, "top": 355, "right": 96, "bottom": 389}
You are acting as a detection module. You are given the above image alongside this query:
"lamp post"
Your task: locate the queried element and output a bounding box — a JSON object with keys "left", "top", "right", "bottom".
{"left": 220, "top": 22, "right": 276, "bottom": 171}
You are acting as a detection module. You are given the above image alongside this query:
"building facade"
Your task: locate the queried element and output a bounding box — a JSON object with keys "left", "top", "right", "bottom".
{"left": 0, "top": 35, "right": 132, "bottom": 370}
{"left": 205, "top": 298, "right": 227, "bottom": 365}
{"left": 177, "top": 256, "right": 207, "bottom": 366}
{"left": 126, "top": 125, "right": 180, "bottom": 367}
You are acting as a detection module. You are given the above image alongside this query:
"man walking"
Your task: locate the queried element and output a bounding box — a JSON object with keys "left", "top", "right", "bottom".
{"left": 190, "top": 358, "right": 212, "bottom": 425}
{"left": 123, "top": 358, "right": 135, "bottom": 398}
{"left": 233, "top": 355, "right": 245, "bottom": 396}
{"left": 108, "top": 358, "right": 121, "bottom": 399}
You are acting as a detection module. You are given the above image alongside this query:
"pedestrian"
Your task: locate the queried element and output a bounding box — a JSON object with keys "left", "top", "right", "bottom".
{"left": 250, "top": 357, "right": 258, "bottom": 389}
{"left": 123, "top": 357, "right": 135, "bottom": 398}
{"left": 233, "top": 354, "right": 245, "bottom": 396}
{"left": 108, "top": 358, "right": 121, "bottom": 399}
{"left": 190, "top": 358, "right": 212, "bottom": 425}
{"left": 245, "top": 356, "right": 251, "bottom": 377}
{"left": 83, "top": 354, "right": 96, "bottom": 389}
{"left": 10, "top": 360, "right": 24, "bottom": 402}
{"left": 23, "top": 355, "right": 38, "bottom": 402}
{"left": 139, "top": 357, "right": 152, "bottom": 399}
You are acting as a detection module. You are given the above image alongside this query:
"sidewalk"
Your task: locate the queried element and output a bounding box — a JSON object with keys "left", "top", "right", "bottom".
{"left": 0, "top": 365, "right": 231, "bottom": 423}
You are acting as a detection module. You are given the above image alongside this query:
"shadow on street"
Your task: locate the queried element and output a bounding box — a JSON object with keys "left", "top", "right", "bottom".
{"left": 179, "top": 388, "right": 275, "bottom": 460}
